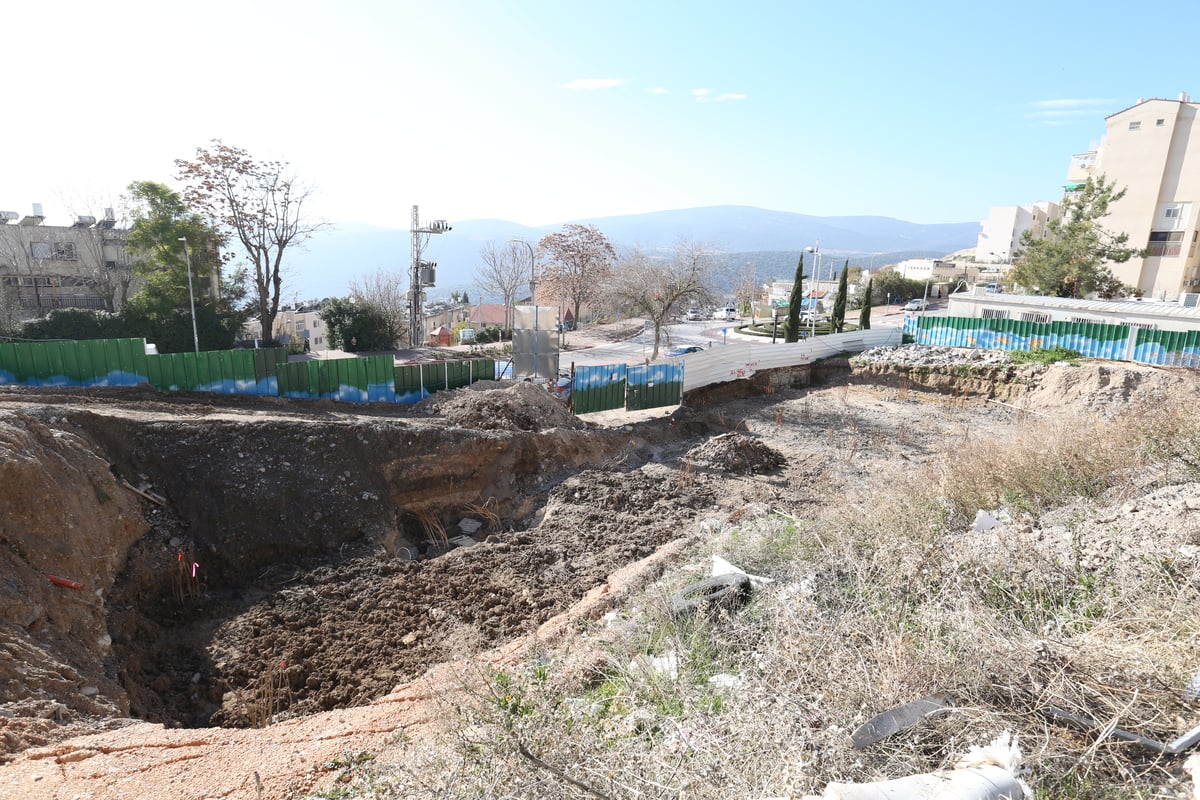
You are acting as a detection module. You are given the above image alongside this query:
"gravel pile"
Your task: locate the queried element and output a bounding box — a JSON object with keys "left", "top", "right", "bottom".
{"left": 854, "top": 344, "right": 1013, "bottom": 367}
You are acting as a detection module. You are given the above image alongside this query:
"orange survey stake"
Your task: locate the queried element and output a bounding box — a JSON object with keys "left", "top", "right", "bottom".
{"left": 47, "top": 574, "right": 84, "bottom": 591}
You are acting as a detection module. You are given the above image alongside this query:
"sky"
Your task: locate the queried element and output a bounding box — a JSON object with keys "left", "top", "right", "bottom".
{"left": 5, "top": 0, "right": 1200, "bottom": 232}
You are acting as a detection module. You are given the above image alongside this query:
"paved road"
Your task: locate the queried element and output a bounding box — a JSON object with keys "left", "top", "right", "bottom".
{"left": 560, "top": 304, "right": 927, "bottom": 368}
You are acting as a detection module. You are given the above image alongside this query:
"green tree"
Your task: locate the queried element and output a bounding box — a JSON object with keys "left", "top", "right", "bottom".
{"left": 1012, "top": 175, "right": 1143, "bottom": 298}
{"left": 122, "top": 181, "right": 245, "bottom": 352}
{"left": 872, "top": 270, "right": 927, "bottom": 306}
{"left": 125, "top": 181, "right": 222, "bottom": 309}
{"left": 831, "top": 261, "right": 849, "bottom": 333}
{"left": 783, "top": 254, "right": 806, "bottom": 343}
{"left": 320, "top": 297, "right": 392, "bottom": 351}
{"left": 858, "top": 278, "right": 873, "bottom": 330}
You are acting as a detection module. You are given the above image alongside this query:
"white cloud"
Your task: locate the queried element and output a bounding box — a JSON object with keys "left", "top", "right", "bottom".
{"left": 560, "top": 78, "right": 625, "bottom": 90}
{"left": 715, "top": 93, "right": 746, "bottom": 102}
{"left": 1027, "top": 98, "right": 1115, "bottom": 109}
{"left": 1024, "top": 98, "right": 1116, "bottom": 125}
{"left": 647, "top": 87, "right": 669, "bottom": 95}
{"left": 692, "top": 88, "right": 712, "bottom": 102}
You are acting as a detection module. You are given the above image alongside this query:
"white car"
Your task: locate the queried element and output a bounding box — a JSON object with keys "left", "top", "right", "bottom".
{"left": 712, "top": 306, "right": 737, "bottom": 321}
{"left": 903, "top": 299, "right": 928, "bottom": 311}
{"left": 684, "top": 308, "right": 703, "bottom": 321}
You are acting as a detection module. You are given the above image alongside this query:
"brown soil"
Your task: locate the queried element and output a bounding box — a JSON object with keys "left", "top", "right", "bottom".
{"left": 0, "top": 357, "right": 1197, "bottom": 799}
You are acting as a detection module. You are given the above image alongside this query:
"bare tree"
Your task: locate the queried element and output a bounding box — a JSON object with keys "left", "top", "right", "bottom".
{"left": 606, "top": 241, "right": 719, "bottom": 360}
{"left": 538, "top": 224, "right": 616, "bottom": 328}
{"left": 734, "top": 261, "right": 760, "bottom": 319}
{"left": 475, "top": 240, "right": 529, "bottom": 334}
{"left": 175, "top": 141, "right": 326, "bottom": 348}
{"left": 349, "top": 269, "right": 408, "bottom": 348}
{"left": 59, "top": 193, "right": 138, "bottom": 312}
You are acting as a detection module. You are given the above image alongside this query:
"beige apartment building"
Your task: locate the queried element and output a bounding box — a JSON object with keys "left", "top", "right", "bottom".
{"left": 0, "top": 205, "right": 135, "bottom": 324}
{"left": 1068, "top": 93, "right": 1200, "bottom": 299}
{"left": 976, "top": 201, "right": 1061, "bottom": 264}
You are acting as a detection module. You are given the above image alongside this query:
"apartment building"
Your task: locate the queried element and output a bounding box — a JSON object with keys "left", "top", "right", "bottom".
{"left": 976, "top": 201, "right": 1061, "bottom": 264}
{"left": 1068, "top": 93, "right": 1200, "bottom": 299}
{"left": 0, "top": 204, "right": 134, "bottom": 322}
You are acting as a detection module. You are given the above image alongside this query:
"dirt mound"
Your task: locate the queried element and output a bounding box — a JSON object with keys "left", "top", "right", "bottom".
{"left": 684, "top": 432, "right": 787, "bottom": 475}
{"left": 1020, "top": 362, "right": 1200, "bottom": 416}
{"left": 431, "top": 382, "right": 584, "bottom": 431}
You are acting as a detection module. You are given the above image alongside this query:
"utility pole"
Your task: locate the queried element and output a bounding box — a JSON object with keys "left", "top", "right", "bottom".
{"left": 409, "top": 206, "right": 451, "bottom": 347}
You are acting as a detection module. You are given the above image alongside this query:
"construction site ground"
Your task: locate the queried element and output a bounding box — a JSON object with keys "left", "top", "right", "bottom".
{"left": 1, "top": 342, "right": 1199, "bottom": 799}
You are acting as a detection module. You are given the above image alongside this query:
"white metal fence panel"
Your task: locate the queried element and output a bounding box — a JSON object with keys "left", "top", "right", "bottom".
{"left": 668, "top": 329, "right": 901, "bottom": 393}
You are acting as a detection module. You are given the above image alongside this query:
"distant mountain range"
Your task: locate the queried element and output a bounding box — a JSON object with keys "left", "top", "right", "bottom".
{"left": 282, "top": 205, "right": 980, "bottom": 302}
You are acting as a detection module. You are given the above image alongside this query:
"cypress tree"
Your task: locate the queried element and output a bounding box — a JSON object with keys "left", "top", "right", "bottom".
{"left": 831, "top": 261, "right": 849, "bottom": 333}
{"left": 859, "top": 278, "right": 873, "bottom": 330}
{"left": 783, "top": 254, "right": 805, "bottom": 343}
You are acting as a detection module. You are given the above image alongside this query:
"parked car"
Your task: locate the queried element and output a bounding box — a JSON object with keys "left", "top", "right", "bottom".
{"left": 716, "top": 306, "right": 738, "bottom": 321}
{"left": 666, "top": 345, "right": 705, "bottom": 357}
{"left": 903, "top": 298, "right": 928, "bottom": 311}
{"left": 684, "top": 308, "right": 703, "bottom": 321}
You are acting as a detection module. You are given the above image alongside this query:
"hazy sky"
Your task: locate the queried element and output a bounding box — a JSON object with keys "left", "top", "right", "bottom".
{"left": 5, "top": 0, "right": 1196, "bottom": 230}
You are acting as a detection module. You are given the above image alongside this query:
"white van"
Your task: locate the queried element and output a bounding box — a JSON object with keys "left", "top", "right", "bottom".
{"left": 715, "top": 306, "right": 737, "bottom": 321}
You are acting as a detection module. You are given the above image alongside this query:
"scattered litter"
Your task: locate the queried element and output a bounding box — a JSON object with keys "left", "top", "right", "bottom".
{"left": 47, "top": 574, "right": 84, "bottom": 591}
{"left": 972, "top": 510, "right": 1004, "bottom": 532}
{"left": 707, "top": 673, "right": 742, "bottom": 692}
{"left": 850, "top": 695, "right": 951, "bottom": 749}
{"left": 669, "top": 573, "right": 752, "bottom": 618}
{"left": 458, "top": 518, "right": 483, "bottom": 535}
{"left": 712, "top": 554, "right": 773, "bottom": 589}
{"left": 1043, "top": 706, "right": 1200, "bottom": 755}
{"left": 1185, "top": 668, "right": 1200, "bottom": 702}
{"left": 122, "top": 479, "right": 166, "bottom": 506}
{"left": 630, "top": 651, "right": 678, "bottom": 681}
{"left": 804, "top": 730, "right": 1031, "bottom": 799}
{"left": 448, "top": 535, "right": 478, "bottom": 548}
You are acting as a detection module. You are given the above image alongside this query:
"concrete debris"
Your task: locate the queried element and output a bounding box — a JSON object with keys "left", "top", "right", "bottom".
{"left": 854, "top": 344, "right": 1014, "bottom": 368}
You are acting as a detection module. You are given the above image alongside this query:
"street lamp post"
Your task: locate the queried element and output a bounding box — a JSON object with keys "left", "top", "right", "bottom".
{"left": 805, "top": 242, "right": 821, "bottom": 340}
{"left": 510, "top": 239, "right": 539, "bottom": 380}
{"left": 177, "top": 238, "right": 199, "bottom": 353}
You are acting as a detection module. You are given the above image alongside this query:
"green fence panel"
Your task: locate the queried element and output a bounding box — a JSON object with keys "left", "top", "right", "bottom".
{"left": 573, "top": 364, "right": 626, "bottom": 414}
{"left": 44, "top": 343, "right": 67, "bottom": 384}
{"left": 626, "top": 362, "right": 683, "bottom": 411}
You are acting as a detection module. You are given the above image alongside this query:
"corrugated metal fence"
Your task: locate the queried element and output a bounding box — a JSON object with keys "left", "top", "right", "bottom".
{"left": 572, "top": 328, "right": 903, "bottom": 414}
{"left": 909, "top": 316, "right": 1200, "bottom": 366}
{"left": 0, "top": 339, "right": 498, "bottom": 404}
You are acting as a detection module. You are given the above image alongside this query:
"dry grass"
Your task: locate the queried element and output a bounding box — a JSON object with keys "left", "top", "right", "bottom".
{"left": 306, "top": 396, "right": 1200, "bottom": 800}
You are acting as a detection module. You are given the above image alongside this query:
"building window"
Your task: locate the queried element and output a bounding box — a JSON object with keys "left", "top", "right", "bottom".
{"left": 1129, "top": 120, "right": 1141, "bottom": 130}
{"left": 1157, "top": 118, "right": 1166, "bottom": 127}
{"left": 1165, "top": 207, "right": 1182, "bottom": 219}
{"left": 53, "top": 242, "right": 78, "bottom": 261}
{"left": 1148, "top": 230, "right": 1184, "bottom": 257}
{"left": 1018, "top": 311, "right": 1051, "bottom": 324}
{"left": 30, "top": 241, "right": 52, "bottom": 260}
{"left": 981, "top": 308, "right": 1009, "bottom": 320}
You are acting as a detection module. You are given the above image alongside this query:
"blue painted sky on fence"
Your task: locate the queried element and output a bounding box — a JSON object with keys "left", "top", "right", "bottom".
{"left": 5, "top": 0, "right": 1198, "bottom": 229}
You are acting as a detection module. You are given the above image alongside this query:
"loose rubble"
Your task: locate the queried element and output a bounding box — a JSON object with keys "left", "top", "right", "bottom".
{"left": 853, "top": 344, "right": 1013, "bottom": 367}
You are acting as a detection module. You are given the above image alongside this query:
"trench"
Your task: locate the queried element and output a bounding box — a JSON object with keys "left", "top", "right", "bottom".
{"left": 71, "top": 402, "right": 721, "bottom": 729}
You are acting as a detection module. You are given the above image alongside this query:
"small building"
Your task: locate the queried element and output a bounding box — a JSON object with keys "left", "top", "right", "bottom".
{"left": 428, "top": 325, "right": 453, "bottom": 347}
{"left": 946, "top": 287, "right": 1200, "bottom": 332}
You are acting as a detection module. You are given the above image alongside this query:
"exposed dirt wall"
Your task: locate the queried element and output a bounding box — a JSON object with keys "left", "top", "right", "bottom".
{"left": 0, "top": 410, "right": 148, "bottom": 722}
